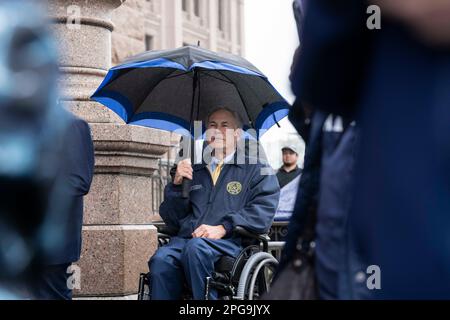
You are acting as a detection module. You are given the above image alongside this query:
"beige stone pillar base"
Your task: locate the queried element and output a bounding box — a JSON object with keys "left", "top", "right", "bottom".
{"left": 74, "top": 225, "right": 156, "bottom": 297}
{"left": 73, "top": 123, "right": 170, "bottom": 297}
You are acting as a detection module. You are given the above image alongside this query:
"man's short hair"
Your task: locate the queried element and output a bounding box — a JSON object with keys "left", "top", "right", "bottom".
{"left": 205, "top": 107, "right": 244, "bottom": 129}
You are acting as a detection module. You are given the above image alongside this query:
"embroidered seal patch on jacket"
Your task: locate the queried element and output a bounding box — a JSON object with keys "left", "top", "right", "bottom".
{"left": 226, "top": 181, "right": 242, "bottom": 195}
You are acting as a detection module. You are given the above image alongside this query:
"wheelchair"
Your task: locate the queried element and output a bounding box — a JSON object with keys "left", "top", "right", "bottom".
{"left": 138, "top": 224, "right": 279, "bottom": 300}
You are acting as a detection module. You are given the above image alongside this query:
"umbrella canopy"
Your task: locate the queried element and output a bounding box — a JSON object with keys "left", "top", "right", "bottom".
{"left": 91, "top": 45, "right": 289, "bottom": 137}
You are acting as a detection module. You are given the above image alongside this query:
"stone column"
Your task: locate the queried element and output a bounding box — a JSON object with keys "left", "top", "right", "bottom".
{"left": 161, "top": 0, "right": 183, "bottom": 49}
{"left": 229, "top": 0, "right": 236, "bottom": 54}
{"left": 47, "top": 0, "right": 171, "bottom": 298}
{"left": 238, "top": 0, "right": 245, "bottom": 56}
{"left": 208, "top": 0, "right": 218, "bottom": 51}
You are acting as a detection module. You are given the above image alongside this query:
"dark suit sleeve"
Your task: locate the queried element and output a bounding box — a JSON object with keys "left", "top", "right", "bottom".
{"left": 222, "top": 165, "right": 280, "bottom": 234}
{"left": 66, "top": 118, "right": 94, "bottom": 196}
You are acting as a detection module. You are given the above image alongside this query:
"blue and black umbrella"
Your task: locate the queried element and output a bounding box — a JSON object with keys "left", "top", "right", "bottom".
{"left": 91, "top": 45, "right": 289, "bottom": 137}
{"left": 91, "top": 45, "right": 290, "bottom": 196}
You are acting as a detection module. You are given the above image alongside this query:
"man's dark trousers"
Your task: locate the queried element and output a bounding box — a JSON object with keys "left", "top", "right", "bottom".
{"left": 149, "top": 237, "right": 241, "bottom": 300}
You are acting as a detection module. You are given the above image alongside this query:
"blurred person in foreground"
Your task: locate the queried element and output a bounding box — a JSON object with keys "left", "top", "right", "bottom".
{"left": 0, "top": 0, "right": 94, "bottom": 300}
{"left": 27, "top": 113, "right": 94, "bottom": 300}
{"left": 294, "top": 0, "right": 450, "bottom": 298}
{"left": 271, "top": 0, "right": 361, "bottom": 300}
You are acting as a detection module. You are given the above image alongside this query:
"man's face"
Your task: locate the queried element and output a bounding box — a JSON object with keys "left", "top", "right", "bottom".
{"left": 282, "top": 149, "right": 298, "bottom": 166}
{"left": 206, "top": 109, "right": 240, "bottom": 153}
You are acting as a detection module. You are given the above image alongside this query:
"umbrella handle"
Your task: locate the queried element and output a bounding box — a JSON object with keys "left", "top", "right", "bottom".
{"left": 182, "top": 177, "right": 191, "bottom": 198}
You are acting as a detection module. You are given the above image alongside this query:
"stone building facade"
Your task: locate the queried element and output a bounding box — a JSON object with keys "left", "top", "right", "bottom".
{"left": 111, "top": 0, "right": 245, "bottom": 65}
{"left": 46, "top": 0, "right": 245, "bottom": 299}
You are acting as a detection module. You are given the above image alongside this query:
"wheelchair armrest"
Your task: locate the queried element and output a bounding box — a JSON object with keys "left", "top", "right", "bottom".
{"left": 233, "top": 226, "right": 270, "bottom": 252}
{"left": 156, "top": 225, "right": 178, "bottom": 237}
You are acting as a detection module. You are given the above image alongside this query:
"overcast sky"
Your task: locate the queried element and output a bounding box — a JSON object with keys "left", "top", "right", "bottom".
{"left": 244, "top": 0, "right": 299, "bottom": 104}
{"left": 244, "top": 0, "right": 303, "bottom": 169}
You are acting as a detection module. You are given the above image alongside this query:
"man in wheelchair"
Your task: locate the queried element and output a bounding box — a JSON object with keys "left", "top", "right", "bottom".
{"left": 147, "top": 107, "right": 280, "bottom": 300}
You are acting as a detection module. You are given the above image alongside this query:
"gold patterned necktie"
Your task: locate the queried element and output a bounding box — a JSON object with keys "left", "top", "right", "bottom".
{"left": 211, "top": 161, "right": 223, "bottom": 185}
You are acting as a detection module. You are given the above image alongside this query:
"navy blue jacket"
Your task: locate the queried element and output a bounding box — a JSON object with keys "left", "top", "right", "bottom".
{"left": 280, "top": 110, "right": 360, "bottom": 300}
{"left": 316, "top": 116, "right": 359, "bottom": 299}
{"left": 347, "top": 26, "right": 450, "bottom": 299}
{"left": 159, "top": 153, "right": 280, "bottom": 240}
{"left": 49, "top": 115, "right": 94, "bottom": 265}
{"left": 294, "top": 0, "right": 450, "bottom": 299}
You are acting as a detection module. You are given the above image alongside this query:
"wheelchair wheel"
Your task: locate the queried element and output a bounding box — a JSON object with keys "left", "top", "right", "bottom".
{"left": 246, "top": 257, "right": 278, "bottom": 300}
{"left": 234, "top": 252, "right": 278, "bottom": 300}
